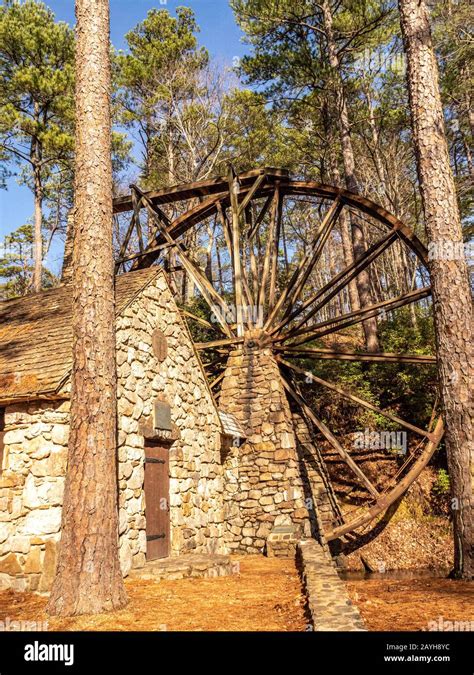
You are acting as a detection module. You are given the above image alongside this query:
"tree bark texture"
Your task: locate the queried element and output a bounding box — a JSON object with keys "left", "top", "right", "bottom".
{"left": 321, "top": 0, "right": 379, "bottom": 351}
{"left": 399, "top": 0, "right": 473, "bottom": 579}
{"left": 47, "top": 0, "right": 128, "bottom": 615}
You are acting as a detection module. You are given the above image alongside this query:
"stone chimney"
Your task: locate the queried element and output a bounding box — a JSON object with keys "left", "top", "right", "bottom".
{"left": 219, "top": 330, "right": 313, "bottom": 554}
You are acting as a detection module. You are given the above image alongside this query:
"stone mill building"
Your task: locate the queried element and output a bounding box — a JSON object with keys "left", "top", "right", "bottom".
{"left": 0, "top": 266, "right": 335, "bottom": 593}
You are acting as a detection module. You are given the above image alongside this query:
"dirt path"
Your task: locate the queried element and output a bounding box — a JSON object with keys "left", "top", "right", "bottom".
{"left": 0, "top": 556, "right": 308, "bottom": 631}
{"left": 347, "top": 578, "right": 474, "bottom": 631}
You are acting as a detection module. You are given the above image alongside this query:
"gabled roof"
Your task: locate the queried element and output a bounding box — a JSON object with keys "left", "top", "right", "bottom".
{"left": 0, "top": 267, "right": 161, "bottom": 404}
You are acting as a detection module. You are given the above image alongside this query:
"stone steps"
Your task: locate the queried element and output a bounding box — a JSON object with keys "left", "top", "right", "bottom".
{"left": 128, "top": 553, "right": 238, "bottom": 581}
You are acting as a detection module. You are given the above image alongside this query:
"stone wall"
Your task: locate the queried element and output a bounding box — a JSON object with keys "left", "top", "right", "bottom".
{"left": 116, "top": 272, "right": 225, "bottom": 573}
{"left": 219, "top": 332, "right": 312, "bottom": 553}
{"left": 0, "top": 400, "right": 69, "bottom": 592}
{"left": 0, "top": 270, "right": 226, "bottom": 591}
{"left": 292, "top": 410, "right": 341, "bottom": 536}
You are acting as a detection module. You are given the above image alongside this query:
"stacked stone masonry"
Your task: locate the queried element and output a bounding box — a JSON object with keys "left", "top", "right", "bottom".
{"left": 298, "top": 539, "right": 366, "bottom": 631}
{"left": 219, "top": 331, "right": 336, "bottom": 554}
{"left": 128, "top": 553, "right": 238, "bottom": 581}
{"left": 0, "top": 271, "right": 226, "bottom": 591}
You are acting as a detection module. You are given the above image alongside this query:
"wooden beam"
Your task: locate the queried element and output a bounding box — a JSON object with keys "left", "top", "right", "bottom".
{"left": 283, "top": 286, "right": 432, "bottom": 346}
{"left": 210, "top": 371, "right": 226, "bottom": 389}
{"left": 131, "top": 186, "right": 144, "bottom": 253}
{"left": 137, "top": 188, "right": 235, "bottom": 339}
{"left": 277, "top": 347, "right": 436, "bottom": 364}
{"left": 247, "top": 205, "right": 259, "bottom": 304}
{"left": 268, "top": 183, "right": 283, "bottom": 310}
{"left": 228, "top": 166, "right": 246, "bottom": 336}
{"left": 264, "top": 196, "right": 343, "bottom": 331}
{"left": 271, "top": 228, "right": 398, "bottom": 336}
{"left": 238, "top": 172, "right": 267, "bottom": 216}
{"left": 257, "top": 186, "right": 280, "bottom": 321}
{"left": 195, "top": 336, "right": 244, "bottom": 350}
{"left": 278, "top": 358, "right": 434, "bottom": 439}
{"left": 113, "top": 167, "right": 288, "bottom": 213}
{"left": 281, "top": 375, "right": 380, "bottom": 498}
{"left": 181, "top": 310, "right": 215, "bottom": 330}
{"left": 116, "top": 241, "right": 175, "bottom": 266}
{"left": 247, "top": 193, "right": 274, "bottom": 241}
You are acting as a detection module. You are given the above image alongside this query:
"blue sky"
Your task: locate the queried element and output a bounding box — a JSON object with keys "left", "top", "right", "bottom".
{"left": 0, "top": 0, "right": 247, "bottom": 274}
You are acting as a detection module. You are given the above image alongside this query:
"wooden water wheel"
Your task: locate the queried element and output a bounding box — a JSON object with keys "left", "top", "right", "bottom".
{"left": 114, "top": 166, "right": 444, "bottom": 544}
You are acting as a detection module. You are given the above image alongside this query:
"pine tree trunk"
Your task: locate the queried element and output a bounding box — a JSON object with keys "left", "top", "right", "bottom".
{"left": 61, "top": 212, "right": 74, "bottom": 283}
{"left": 399, "top": 0, "right": 473, "bottom": 579}
{"left": 32, "top": 163, "right": 43, "bottom": 293}
{"left": 47, "top": 0, "right": 128, "bottom": 615}
{"left": 321, "top": 0, "right": 379, "bottom": 351}
{"left": 328, "top": 150, "right": 361, "bottom": 314}
{"left": 31, "top": 110, "right": 43, "bottom": 294}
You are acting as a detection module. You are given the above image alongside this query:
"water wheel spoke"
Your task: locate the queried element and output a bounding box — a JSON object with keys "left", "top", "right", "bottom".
{"left": 137, "top": 187, "right": 235, "bottom": 339}
{"left": 210, "top": 371, "right": 226, "bottom": 389}
{"left": 281, "top": 286, "right": 432, "bottom": 346}
{"left": 237, "top": 171, "right": 267, "bottom": 216}
{"left": 257, "top": 186, "right": 281, "bottom": 317}
{"left": 264, "top": 196, "right": 343, "bottom": 330}
{"left": 195, "top": 337, "right": 244, "bottom": 350}
{"left": 278, "top": 357, "right": 434, "bottom": 439}
{"left": 180, "top": 310, "right": 215, "bottom": 330}
{"left": 278, "top": 346, "right": 436, "bottom": 365}
{"left": 228, "top": 166, "right": 248, "bottom": 336}
{"left": 280, "top": 374, "right": 380, "bottom": 499}
{"left": 271, "top": 227, "right": 398, "bottom": 337}
{"left": 247, "top": 193, "right": 273, "bottom": 241}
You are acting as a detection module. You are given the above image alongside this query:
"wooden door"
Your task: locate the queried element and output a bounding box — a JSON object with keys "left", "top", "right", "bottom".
{"left": 144, "top": 441, "right": 170, "bottom": 560}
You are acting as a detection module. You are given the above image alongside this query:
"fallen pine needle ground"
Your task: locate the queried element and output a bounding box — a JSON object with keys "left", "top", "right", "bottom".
{"left": 0, "top": 556, "right": 308, "bottom": 632}
{"left": 347, "top": 577, "right": 474, "bottom": 631}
